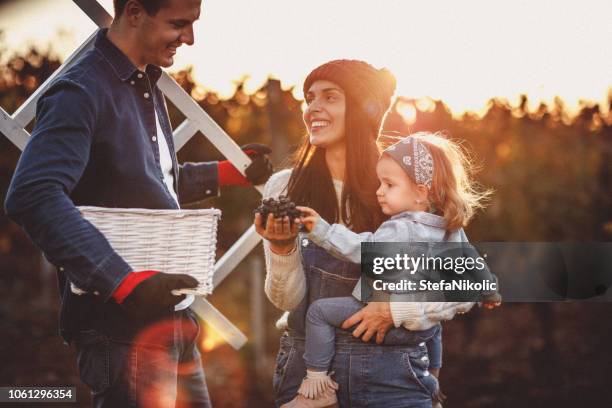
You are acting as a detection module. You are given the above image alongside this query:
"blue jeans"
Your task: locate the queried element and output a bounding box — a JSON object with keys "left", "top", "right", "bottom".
{"left": 303, "top": 297, "right": 443, "bottom": 372}
{"left": 74, "top": 309, "right": 211, "bottom": 407}
{"left": 275, "top": 331, "right": 438, "bottom": 408}
{"left": 275, "top": 238, "right": 439, "bottom": 407}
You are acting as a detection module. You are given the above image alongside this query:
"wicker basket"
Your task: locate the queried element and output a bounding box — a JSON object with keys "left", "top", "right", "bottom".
{"left": 77, "top": 206, "right": 221, "bottom": 296}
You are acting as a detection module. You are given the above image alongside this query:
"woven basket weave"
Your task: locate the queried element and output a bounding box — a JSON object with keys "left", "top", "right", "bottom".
{"left": 78, "top": 206, "right": 221, "bottom": 296}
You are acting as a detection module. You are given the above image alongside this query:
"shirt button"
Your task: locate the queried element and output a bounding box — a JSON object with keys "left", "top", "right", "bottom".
{"left": 93, "top": 291, "right": 100, "bottom": 296}
{"left": 144, "top": 92, "right": 150, "bottom": 99}
{"left": 137, "top": 73, "right": 143, "bottom": 79}
{"left": 59, "top": 267, "right": 64, "bottom": 271}
{"left": 130, "top": 80, "right": 135, "bottom": 85}
{"left": 205, "top": 189, "right": 211, "bottom": 195}
{"left": 152, "top": 136, "right": 157, "bottom": 142}
{"left": 302, "top": 239, "right": 309, "bottom": 247}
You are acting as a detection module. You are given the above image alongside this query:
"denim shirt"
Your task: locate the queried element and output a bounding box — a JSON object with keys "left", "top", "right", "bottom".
{"left": 307, "top": 211, "right": 465, "bottom": 262}
{"left": 4, "top": 29, "right": 218, "bottom": 341}
{"left": 307, "top": 210, "right": 496, "bottom": 300}
{"left": 307, "top": 211, "right": 464, "bottom": 300}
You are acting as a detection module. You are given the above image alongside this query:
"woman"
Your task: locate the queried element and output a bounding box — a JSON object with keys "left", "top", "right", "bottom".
{"left": 255, "top": 60, "right": 452, "bottom": 408}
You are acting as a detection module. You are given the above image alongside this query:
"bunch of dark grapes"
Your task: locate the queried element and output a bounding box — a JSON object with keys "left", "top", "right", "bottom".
{"left": 254, "top": 195, "right": 302, "bottom": 229}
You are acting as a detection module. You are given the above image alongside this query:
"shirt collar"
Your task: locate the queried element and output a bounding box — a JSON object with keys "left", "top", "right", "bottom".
{"left": 94, "top": 28, "right": 163, "bottom": 84}
{"left": 390, "top": 210, "right": 447, "bottom": 229}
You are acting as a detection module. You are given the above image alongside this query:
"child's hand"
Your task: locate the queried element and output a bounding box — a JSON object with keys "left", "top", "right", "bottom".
{"left": 296, "top": 206, "right": 320, "bottom": 232}
{"left": 481, "top": 292, "right": 502, "bottom": 310}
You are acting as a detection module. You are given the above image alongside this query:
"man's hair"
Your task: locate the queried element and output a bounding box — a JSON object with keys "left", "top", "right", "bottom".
{"left": 113, "top": 0, "right": 168, "bottom": 18}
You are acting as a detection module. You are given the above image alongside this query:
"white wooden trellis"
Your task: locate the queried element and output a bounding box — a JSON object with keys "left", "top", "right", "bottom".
{"left": 0, "top": 0, "right": 269, "bottom": 350}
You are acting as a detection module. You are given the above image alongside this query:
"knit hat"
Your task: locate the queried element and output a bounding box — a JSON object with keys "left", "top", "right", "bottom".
{"left": 303, "top": 59, "right": 396, "bottom": 130}
{"left": 384, "top": 135, "right": 434, "bottom": 188}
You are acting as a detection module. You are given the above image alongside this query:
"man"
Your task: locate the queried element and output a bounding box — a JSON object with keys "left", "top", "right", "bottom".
{"left": 4, "top": 0, "right": 272, "bottom": 406}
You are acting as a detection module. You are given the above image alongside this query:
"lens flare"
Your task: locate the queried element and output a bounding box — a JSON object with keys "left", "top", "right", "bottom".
{"left": 397, "top": 101, "right": 417, "bottom": 125}
{"left": 201, "top": 326, "right": 225, "bottom": 352}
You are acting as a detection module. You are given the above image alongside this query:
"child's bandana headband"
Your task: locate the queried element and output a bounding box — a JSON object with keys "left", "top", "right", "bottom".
{"left": 383, "top": 136, "right": 434, "bottom": 188}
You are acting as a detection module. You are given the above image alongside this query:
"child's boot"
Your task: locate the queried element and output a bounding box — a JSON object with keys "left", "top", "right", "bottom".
{"left": 280, "top": 370, "right": 339, "bottom": 408}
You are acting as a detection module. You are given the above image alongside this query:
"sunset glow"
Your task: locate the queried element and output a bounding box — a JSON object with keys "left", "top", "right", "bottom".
{"left": 0, "top": 0, "right": 610, "bottom": 116}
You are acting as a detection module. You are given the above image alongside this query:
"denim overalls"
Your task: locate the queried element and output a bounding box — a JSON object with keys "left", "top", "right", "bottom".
{"left": 273, "top": 236, "right": 439, "bottom": 408}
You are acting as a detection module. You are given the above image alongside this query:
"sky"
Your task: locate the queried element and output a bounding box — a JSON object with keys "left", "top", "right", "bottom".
{"left": 0, "top": 0, "right": 611, "bottom": 116}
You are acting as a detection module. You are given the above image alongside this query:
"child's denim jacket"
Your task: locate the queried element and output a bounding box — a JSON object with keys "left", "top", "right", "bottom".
{"left": 306, "top": 210, "right": 494, "bottom": 301}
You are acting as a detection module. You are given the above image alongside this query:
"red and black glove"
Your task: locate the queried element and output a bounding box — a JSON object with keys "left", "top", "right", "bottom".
{"left": 218, "top": 143, "right": 273, "bottom": 186}
{"left": 112, "top": 270, "right": 198, "bottom": 320}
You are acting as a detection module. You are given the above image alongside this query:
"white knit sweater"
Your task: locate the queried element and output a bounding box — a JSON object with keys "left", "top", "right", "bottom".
{"left": 262, "top": 169, "right": 474, "bottom": 330}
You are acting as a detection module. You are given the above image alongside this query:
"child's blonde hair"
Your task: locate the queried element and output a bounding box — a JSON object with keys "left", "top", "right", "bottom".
{"left": 380, "top": 131, "right": 492, "bottom": 230}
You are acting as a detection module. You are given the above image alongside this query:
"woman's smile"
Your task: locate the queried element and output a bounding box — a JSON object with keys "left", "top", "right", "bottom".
{"left": 310, "top": 119, "right": 331, "bottom": 133}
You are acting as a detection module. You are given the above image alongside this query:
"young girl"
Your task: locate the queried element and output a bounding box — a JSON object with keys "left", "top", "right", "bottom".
{"left": 283, "top": 132, "right": 500, "bottom": 408}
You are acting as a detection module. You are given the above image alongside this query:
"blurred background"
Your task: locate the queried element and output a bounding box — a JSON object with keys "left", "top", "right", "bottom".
{"left": 1, "top": 0, "right": 611, "bottom": 407}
